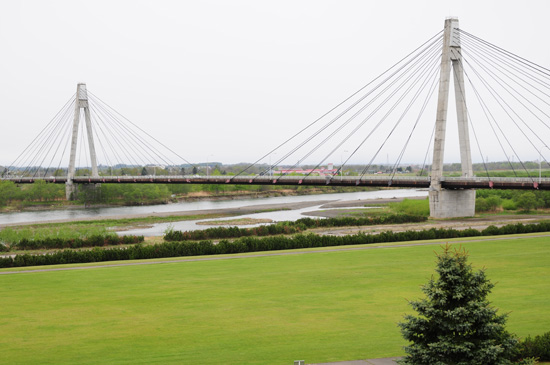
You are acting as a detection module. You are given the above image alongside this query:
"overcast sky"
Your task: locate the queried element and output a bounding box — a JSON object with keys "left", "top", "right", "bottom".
{"left": 1, "top": 0, "right": 549, "bottom": 168}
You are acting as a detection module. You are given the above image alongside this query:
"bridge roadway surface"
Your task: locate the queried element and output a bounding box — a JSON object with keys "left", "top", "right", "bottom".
{"left": 2, "top": 175, "right": 549, "bottom": 190}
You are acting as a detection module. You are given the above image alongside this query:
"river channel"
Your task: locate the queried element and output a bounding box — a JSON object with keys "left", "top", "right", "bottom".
{"left": 0, "top": 189, "right": 428, "bottom": 236}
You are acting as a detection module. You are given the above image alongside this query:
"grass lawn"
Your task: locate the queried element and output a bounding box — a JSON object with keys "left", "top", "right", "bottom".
{"left": 1, "top": 236, "right": 548, "bottom": 364}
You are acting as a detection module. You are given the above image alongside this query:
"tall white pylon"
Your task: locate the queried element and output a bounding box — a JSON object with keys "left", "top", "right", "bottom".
{"left": 429, "top": 17, "right": 476, "bottom": 218}
{"left": 66, "top": 83, "right": 99, "bottom": 199}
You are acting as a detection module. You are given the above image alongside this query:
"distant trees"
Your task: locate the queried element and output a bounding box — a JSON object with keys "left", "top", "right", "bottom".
{"left": 476, "top": 196, "right": 502, "bottom": 213}
{"left": 515, "top": 192, "right": 539, "bottom": 212}
{"left": 0, "top": 181, "right": 64, "bottom": 206}
{"left": 75, "top": 168, "right": 91, "bottom": 176}
{"left": 0, "top": 181, "right": 21, "bottom": 206}
{"left": 94, "top": 184, "right": 171, "bottom": 204}
{"left": 475, "top": 190, "right": 549, "bottom": 213}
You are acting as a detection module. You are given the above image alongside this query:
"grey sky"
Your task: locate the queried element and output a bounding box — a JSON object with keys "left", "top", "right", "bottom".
{"left": 1, "top": 0, "right": 549, "bottom": 168}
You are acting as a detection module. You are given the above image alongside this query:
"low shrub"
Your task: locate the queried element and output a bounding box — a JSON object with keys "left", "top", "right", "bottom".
{"left": 388, "top": 198, "right": 430, "bottom": 217}
{"left": 502, "top": 199, "right": 518, "bottom": 211}
{"left": 164, "top": 214, "right": 427, "bottom": 242}
{"left": 476, "top": 196, "right": 502, "bottom": 213}
{"left": 513, "top": 358, "right": 538, "bottom": 364}
{"left": 13, "top": 234, "right": 144, "bottom": 250}
{"left": 514, "top": 332, "right": 550, "bottom": 362}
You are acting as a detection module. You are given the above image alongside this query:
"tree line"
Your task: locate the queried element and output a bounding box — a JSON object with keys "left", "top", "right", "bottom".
{"left": 476, "top": 190, "right": 550, "bottom": 213}
{"left": 0, "top": 180, "right": 371, "bottom": 207}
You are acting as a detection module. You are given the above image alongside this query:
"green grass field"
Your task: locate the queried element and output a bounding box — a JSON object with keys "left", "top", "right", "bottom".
{"left": 1, "top": 236, "right": 549, "bottom": 364}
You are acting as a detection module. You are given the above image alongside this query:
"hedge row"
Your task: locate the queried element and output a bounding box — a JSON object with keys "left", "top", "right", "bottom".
{"left": 1, "top": 222, "right": 549, "bottom": 269}
{"left": 164, "top": 222, "right": 301, "bottom": 241}
{"left": 15, "top": 234, "right": 144, "bottom": 250}
{"left": 513, "top": 332, "right": 550, "bottom": 361}
{"left": 295, "top": 214, "right": 427, "bottom": 227}
{"left": 164, "top": 214, "right": 427, "bottom": 241}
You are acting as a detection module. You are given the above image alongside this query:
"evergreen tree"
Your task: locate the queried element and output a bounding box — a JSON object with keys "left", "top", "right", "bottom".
{"left": 398, "top": 245, "right": 517, "bottom": 364}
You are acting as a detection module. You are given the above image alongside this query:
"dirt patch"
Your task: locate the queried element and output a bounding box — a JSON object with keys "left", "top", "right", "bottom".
{"left": 303, "top": 208, "right": 382, "bottom": 218}
{"left": 319, "top": 196, "right": 427, "bottom": 209}
{"left": 196, "top": 218, "right": 273, "bottom": 226}
{"left": 113, "top": 224, "right": 154, "bottom": 232}
{"left": 186, "top": 191, "right": 211, "bottom": 198}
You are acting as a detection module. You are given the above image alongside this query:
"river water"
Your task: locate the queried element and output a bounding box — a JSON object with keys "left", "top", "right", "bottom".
{"left": 0, "top": 189, "right": 428, "bottom": 236}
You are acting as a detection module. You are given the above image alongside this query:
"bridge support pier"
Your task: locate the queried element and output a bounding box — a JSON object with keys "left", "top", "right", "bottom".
{"left": 429, "top": 189, "right": 475, "bottom": 218}
{"left": 65, "top": 182, "right": 100, "bottom": 201}
{"left": 66, "top": 83, "right": 99, "bottom": 201}
{"left": 429, "top": 17, "right": 475, "bottom": 218}
{"left": 65, "top": 181, "right": 76, "bottom": 200}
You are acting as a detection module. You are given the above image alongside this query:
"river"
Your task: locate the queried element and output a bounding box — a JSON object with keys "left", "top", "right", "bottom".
{"left": 0, "top": 189, "right": 428, "bottom": 236}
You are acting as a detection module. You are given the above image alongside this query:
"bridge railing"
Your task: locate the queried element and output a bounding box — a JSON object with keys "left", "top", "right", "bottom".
{"left": 1, "top": 174, "right": 548, "bottom": 190}
{"left": 442, "top": 176, "right": 550, "bottom": 183}
{"left": 0, "top": 174, "right": 431, "bottom": 186}
{"left": 441, "top": 176, "right": 550, "bottom": 184}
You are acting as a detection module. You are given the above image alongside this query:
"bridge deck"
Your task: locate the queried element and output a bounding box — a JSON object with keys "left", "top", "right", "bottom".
{"left": 2, "top": 175, "right": 549, "bottom": 190}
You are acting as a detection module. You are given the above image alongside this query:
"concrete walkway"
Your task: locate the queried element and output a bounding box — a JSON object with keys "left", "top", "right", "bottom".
{"left": 308, "top": 357, "right": 401, "bottom": 365}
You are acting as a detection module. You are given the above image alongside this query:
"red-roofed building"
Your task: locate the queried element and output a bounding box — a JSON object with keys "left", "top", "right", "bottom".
{"left": 276, "top": 163, "right": 337, "bottom": 176}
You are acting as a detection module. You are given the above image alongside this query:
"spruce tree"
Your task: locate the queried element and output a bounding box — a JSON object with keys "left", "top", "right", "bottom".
{"left": 398, "top": 245, "right": 517, "bottom": 364}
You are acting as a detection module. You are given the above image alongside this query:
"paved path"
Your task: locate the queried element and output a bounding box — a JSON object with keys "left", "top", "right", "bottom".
{"left": 308, "top": 357, "right": 401, "bottom": 364}
{"left": 1, "top": 234, "right": 548, "bottom": 275}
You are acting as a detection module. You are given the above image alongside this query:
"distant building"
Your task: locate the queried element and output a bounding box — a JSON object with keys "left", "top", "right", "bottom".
{"left": 276, "top": 163, "right": 337, "bottom": 176}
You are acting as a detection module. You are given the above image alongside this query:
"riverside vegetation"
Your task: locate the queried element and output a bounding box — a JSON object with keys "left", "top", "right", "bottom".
{"left": 386, "top": 192, "right": 550, "bottom": 215}
{"left": 0, "top": 225, "right": 143, "bottom": 251}
{"left": 2, "top": 221, "right": 550, "bottom": 268}
{"left": 0, "top": 213, "right": 230, "bottom": 251}
{"left": 163, "top": 213, "right": 427, "bottom": 241}
{"left": 475, "top": 190, "right": 550, "bottom": 213}
{"left": 2, "top": 194, "right": 550, "bottom": 266}
{"left": 0, "top": 179, "right": 371, "bottom": 209}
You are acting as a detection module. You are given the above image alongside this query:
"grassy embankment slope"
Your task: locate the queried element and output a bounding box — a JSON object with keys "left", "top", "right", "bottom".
{"left": 1, "top": 236, "right": 548, "bottom": 364}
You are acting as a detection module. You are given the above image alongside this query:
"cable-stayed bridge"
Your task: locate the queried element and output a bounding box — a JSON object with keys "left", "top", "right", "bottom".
{"left": 6, "top": 175, "right": 543, "bottom": 190}
{"left": 2, "top": 18, "right": 550, "bottom": 218}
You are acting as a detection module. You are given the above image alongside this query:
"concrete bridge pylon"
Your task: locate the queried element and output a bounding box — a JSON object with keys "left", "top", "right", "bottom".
{"left": 429, "top": 17, "right": 476, "bottom": 218}
{"left": 66, "top": 83, "right": 99, "bottom": 200}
